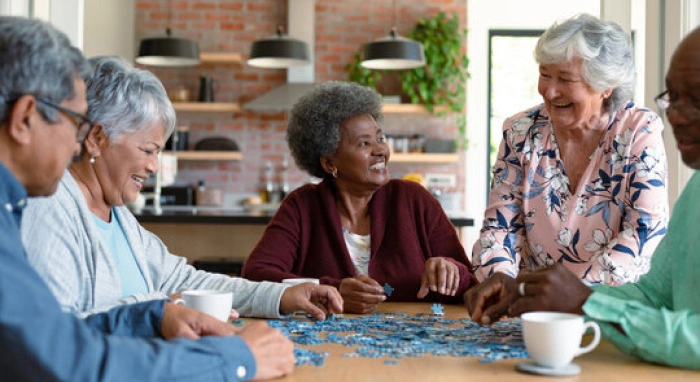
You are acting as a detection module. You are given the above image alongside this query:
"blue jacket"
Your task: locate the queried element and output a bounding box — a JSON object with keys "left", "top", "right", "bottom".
{"left": 0, "top": 163, "right": 256, "bottom": 381}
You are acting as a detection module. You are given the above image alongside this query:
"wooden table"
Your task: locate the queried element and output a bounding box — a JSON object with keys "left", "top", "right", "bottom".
{"left": 261, "top": 302, "right": 696, "bottom": 382}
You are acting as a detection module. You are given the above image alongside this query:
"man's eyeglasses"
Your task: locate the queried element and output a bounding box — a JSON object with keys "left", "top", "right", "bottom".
{"left": 654, "top": 90, "right": 700, "bottom": 120}
{"left": 34, "top": 97, "right": 94, "bottom": 142}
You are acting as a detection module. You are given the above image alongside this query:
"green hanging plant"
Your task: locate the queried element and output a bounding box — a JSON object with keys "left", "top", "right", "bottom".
{"left": 345, "top": 11, "right": 469, "bottom": 148}
{"left": 346, "top": 51, "right": 382, "bottom": 88}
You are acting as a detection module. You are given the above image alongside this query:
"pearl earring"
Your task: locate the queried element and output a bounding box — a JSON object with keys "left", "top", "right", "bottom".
{"left": 332, "top": 169, "right": 338, "bottom": 178}
{"left": 89, "top": 156, "right": 96, "bottom": 164}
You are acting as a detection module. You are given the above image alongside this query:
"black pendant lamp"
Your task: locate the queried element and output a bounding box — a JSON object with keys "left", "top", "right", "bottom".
{"left": 360, "top": 0, "right": 425, "bottom": 70}
{"left": 135, "top": 0, "right": 200, "bottom": 67}
{"left": 361, "top": 27, "right": 425, "bottom": 70}
{"left": 248, "top": 25, "right": 310, "bottom": 69}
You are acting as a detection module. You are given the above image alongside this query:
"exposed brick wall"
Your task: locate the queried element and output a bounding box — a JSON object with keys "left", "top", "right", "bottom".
{"left": 135, "top": 0, "right": 467, "bottom": 208}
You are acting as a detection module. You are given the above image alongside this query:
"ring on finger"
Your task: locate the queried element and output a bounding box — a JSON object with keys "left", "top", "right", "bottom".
{"left": 518, "top": 282, "right": 526, "bottom": 297}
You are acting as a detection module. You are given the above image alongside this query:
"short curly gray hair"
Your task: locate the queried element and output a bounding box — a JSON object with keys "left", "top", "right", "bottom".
{"left": 534, "top": 13, "right": 635, "bottom": 113}
{"left": 286, "top": 81, "right": 383, "bottom": 179}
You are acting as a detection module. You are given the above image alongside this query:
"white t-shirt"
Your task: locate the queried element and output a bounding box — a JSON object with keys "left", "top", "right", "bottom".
{"left": 343, "top": 228, "right": 371, "bottom": 275}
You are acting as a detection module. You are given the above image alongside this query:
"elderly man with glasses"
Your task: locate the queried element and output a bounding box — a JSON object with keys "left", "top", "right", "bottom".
{"left": 0, "top": 16, "right": 298, "bottom": 381}
{"left": 466, "top": 27, "right": 700, "bottom": 370}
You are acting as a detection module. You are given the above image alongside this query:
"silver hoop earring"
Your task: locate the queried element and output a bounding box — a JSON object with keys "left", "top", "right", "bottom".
{"left": 89, "top": 156, "right": 96, "bottom": 164}
{"left": 332, "top": 169, "right": 338, "bottom": 178}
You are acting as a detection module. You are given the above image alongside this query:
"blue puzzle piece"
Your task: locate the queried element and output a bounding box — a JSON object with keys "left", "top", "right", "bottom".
{"left": 383, "top": 283, "right": 394, "bottom": 297}
{"left": 430, "top": 303, "right": 444, "bottom": 315}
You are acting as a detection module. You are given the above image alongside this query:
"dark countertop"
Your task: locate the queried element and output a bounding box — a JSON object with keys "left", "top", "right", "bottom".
{"left": 134, "top": 206, "right": 475, "bottom": 227}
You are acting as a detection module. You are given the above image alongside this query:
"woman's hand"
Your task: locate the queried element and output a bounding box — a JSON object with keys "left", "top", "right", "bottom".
{"left": 464, "top": 273, "right": 517, "bottom": 325}
{"left": 417, "top": 257, "right": 460, "bottom": 298}
{"left": 338, "top": 275, "right": 386, "bottom": 314}
{"left": 279, "top": 283, "right": 344, "bottom": 320}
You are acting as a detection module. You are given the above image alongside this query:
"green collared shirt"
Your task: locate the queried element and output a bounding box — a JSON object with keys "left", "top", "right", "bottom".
{"left": 583, "top": 171, "right": 700, "bottom": 369}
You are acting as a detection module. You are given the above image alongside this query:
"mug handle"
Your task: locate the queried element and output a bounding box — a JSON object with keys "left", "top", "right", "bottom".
{"left": 576, "top": 321, "right": 601, "bottom": 356}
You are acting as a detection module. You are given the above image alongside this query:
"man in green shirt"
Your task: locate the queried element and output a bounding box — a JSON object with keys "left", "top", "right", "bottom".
{"left": 466, "top": 27, "right": 700, "bottom": 369}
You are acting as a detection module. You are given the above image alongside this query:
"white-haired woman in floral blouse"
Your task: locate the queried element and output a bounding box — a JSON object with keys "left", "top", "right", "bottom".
{"left": 471, "top": 13, "right": 668, "bottom": 300}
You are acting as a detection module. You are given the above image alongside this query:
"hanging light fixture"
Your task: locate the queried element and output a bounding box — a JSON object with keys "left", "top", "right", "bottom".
{"left": 247, "top": 0, "right": 310, "bottom": 69}
{"left": 361, "top": 0, "right": 425, "bottom": 70}
{"left": 135, "top": 0, "right": 200, "bottom": 67}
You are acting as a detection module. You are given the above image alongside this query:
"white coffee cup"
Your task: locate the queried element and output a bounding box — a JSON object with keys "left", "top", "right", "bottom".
{"left": 173, "top": 290, "right": 233, "bottom": 322}
{"left": 521, "top": 312, "right": 601, "bottom": 368}
{"left": 282, "top": 278, "right": 320, "bottom": 285}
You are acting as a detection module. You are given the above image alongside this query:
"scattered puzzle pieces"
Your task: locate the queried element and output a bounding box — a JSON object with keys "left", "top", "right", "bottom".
{"left": 294, "top": 348, "right": 329, "bottom": 366}
{"left": 268, "top": 311, "right": 528, "bottom": 367}
{"left": 383, "top": 283, "right": 394, "bottom": 297}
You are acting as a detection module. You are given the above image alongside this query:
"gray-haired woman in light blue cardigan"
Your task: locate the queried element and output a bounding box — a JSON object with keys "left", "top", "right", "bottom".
{"left": 21, "top": 56, "right": 342, "bottom": 320}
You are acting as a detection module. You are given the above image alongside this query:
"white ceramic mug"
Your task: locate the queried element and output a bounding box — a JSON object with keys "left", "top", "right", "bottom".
{"left": 521, "top": 312, "right": 601, "bottom": 368}
{"left": 173, "top": 290, "right": 233, "bottom": 322}
{"left": 282, "top": 278, "right": 320, "bottom": 285}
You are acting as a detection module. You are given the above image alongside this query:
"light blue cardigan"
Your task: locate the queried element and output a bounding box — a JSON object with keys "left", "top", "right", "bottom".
{"left": 21, "top": 170, "right": 288, "bottom": 318}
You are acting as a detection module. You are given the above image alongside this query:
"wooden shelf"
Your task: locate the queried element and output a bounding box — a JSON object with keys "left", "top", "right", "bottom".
{"left": 171, "top": 151, "right": 242, "bottom": 161}
{"left": 172, "top": 102, "right": 241, "bottom": 113}
{"left": 382, "top": 104, "right": 449, "bottom": 114}
{"left": 199, "top": 52, "right": 243, "bottom": 65}
{"left": 170, "top": 102, "right": 441, "bottom": 115}
{"left": 391, "top": 153, "right": 459, "bottom": 164}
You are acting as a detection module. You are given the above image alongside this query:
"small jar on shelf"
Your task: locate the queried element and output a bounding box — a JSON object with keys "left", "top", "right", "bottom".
{"left": 259, "top": 161, "right": 278, "bottom": 203}
{"left": 278, "top": 159, "right": 290, "bottom": 200}
{"left": 165, "top": 126, "right": 189, "bottom": 152}
{"left": 409, "top": 134, "right": 425, "bottom": 153}
{"left": 393, "top": 134, "right": 409, "bottom": 153}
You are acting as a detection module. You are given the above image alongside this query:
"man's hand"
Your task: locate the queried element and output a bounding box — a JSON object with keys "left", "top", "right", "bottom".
{"left": 238, "top": 322, "right": 295, "bottom": 380}
{"left": 279, "top": 283, "right": 344, "bottom": 320}
{"left": 464, "top": 273, "right": 517, "bottom": 325}
{"left": 417, "top": 257, "right": 460, "bottom": 298}
{"left": 160, "top": 302, "right": 237, "bottom": 340}
{"left": 338, "top": 275, "right": 386, "bottom": 314}
{"left": 510, "top": 263, "right": 592, "bottom": 316}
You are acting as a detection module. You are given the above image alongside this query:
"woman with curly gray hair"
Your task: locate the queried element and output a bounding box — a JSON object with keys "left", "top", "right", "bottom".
{"left": 243, "top": 81, "right": 478, "bottom": 314}
{"left": 467, "top": 14, "right": 669, "bottom": 325}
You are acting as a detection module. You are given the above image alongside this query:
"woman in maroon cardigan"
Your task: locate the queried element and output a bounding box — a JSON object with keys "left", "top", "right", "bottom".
{"left": 242, "top": 81, "right": 478, "bottom": 313}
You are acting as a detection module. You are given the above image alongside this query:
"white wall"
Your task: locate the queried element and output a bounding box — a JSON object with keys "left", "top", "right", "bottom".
{"left": 0, "top": 0, "right": 30, "bottom": 16}
{"left": 82, "top": 0, "right": 135, "bottom": 61}
{"left": 648, "top": 0, "right": 700, "bottom": 209}
{"left": 10, "top": 0, "right": 135, "bottom": 61}
{"left": 50, "top": 0, "right": 83, "bottom": 47}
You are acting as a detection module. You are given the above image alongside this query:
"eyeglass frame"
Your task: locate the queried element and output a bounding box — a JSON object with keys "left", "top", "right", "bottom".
{"left": 34, "top": 96, "right": 95, "bottom": 142}
{"left": 654, "top": 90, "right": 700, "bottom": 120}
{"left": 3, "top": 95, "right": 95, "bottom": 142}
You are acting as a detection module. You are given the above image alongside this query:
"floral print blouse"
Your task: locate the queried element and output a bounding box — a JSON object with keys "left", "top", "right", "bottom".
{"left": 472, "top": 103, "right": 669, "bottom": 285}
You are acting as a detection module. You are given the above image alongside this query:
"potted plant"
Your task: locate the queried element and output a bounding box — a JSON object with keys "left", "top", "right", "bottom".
{"left": 346, "top": 11, "right": 469, "bottom": 147}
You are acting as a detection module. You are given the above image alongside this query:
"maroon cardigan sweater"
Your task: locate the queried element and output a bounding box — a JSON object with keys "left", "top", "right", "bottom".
{"left": 242, "top": 179, "right": 478, "bottom": 303}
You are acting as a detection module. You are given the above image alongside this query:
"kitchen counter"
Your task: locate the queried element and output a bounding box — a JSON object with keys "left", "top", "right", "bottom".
{"left": 134, "top": 206, "right": 475, "bottom": 227}
{"left": 135, "top": 206, "right": 474, "bottom": 263}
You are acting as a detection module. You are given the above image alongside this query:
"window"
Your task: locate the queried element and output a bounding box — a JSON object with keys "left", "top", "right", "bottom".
{"left": 487, "top": 30, "right": 544, "bottom": 188}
